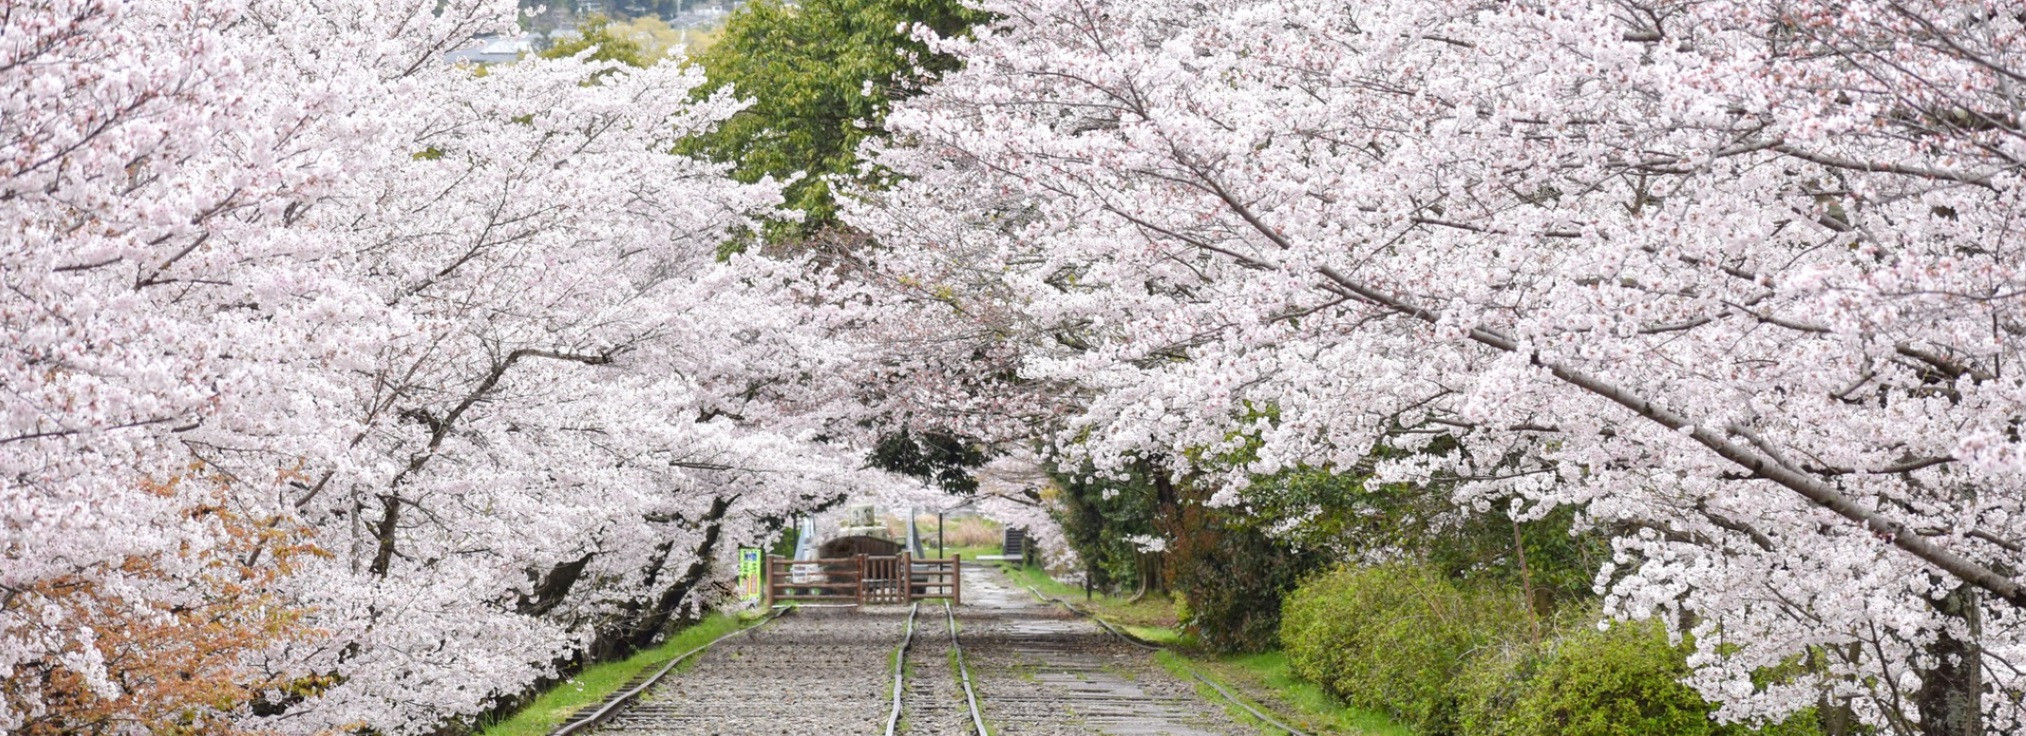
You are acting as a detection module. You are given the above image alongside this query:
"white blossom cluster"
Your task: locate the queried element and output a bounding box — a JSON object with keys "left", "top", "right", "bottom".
{"left": 850, "top": 0, "right": 2026, "bottom": 730}
{"left": 3, "top": 0, "right": 928, "bottom": 731}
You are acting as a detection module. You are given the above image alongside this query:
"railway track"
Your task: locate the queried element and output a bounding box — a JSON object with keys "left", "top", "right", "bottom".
{"left": 565, "top": 602, "right": 988, "bottom": 736}
{"left": 581, "top": 607, "right": 908, "bottom": 734}
{"left": 888, "top": 602, "right": 990, "bottom": 736}
{"left": 553, "top": 608, "right": 789, "bottom": 736}
{"left": 1018, "top": 585, "right": 1309, "bottom": 736}
{"left": 562, "top": 563, "right": 1283, "bottom": 736}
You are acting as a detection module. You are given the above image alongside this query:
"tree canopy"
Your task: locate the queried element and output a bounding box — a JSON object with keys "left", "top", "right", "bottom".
{"left": 686, "top": 0, "right": 984, "bottom": 240}
{"left": 10, "top": 0, "right": 2026, "bottom": 734}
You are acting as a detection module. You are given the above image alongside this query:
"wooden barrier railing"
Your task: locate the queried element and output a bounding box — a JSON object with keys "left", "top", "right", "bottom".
{"left": 908, "top": 556, "right": 961, "bottom": 605}
{"left": 765, "top": 554, "right": 961, "bottom": 607}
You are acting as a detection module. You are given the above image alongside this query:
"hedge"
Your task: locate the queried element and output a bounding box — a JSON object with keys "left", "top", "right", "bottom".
{"left": 1459, "top": 617, "right": 1822, "bottom": 736}
{"left": 1281, "top": 563, "right": 1527, "bottom": 733}
{"left": 1284, "top": 564, "right": 1824, "bottom": 736}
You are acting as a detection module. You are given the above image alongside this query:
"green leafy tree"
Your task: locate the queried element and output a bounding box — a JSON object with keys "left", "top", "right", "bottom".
{"left": 540, "top": 15, "right": 656, "bottom": 68}
{"left": 1163, "top": 494, "right": 1325, "bottom": 653}
{"left": 867, "top": 428, "right": 985, "bottom": 496}
{"left": 686, "top": 0, "right": 985, "bottom": 242}
{"left": 1049, "top": 461, "right": 1163, "bottom": 592}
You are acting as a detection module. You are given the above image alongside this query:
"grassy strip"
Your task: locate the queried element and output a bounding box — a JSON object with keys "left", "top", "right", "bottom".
{"left": 924, "top": 543, "right": 1001, "bottom": 560}
{"left": 998, "top": 562, "right": 1179, "bottom": 630}
{"left": 1175, "top": 650, "right": 1412, "bottom": 736}
{"left": 1119, "top": 623, "right": 1182, "bottom": 645}
{"left": 477, "top": 611, "right": 760, "bottom": 736}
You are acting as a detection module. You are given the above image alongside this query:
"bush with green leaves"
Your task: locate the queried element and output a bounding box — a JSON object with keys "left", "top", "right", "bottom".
{"left": 1047, "top": 461, "right": 1162, "bottom": 591}
{"left": 1455, "top": 637, "right": 1537, "bottom": 736}
{"left": 1281, "top": 563, "right": 1529, "bottom": 733}
{"left": 1164, "top": 501, "right": 1322, "bottom": 653}
{"left": 1457, "top": 615, "right": 1823, "bottom": 736}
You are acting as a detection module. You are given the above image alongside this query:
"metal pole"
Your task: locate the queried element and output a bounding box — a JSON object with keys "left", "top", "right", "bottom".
{"left": 937, "top": 511, "right": 945, "bottom": 558}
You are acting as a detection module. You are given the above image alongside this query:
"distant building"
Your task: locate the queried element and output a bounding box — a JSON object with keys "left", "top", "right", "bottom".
{"left": 517, "top": 0, "right": 745, "bottom": 25}
{"left": 547, "top": 27, "right": 583, "bottom": 47}
{"left": 444, "top": 35, "right": 536, "bottom": 65}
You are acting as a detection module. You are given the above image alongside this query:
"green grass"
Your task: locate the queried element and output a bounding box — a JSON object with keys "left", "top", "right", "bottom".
{"left": 999, "top": 563, "right": 1181, "bottom": 631}
{"left": 1178, "top": 650, "right": 1412, "bottom": 736}
{"left": 1122, "top": 624, "right": 1184, "bottom": 645}
{"left": 477, "top": 612, "right": 760, "bottom": 736}
{"left": 924, "top": 543, "right": 1000, "bottom": 560}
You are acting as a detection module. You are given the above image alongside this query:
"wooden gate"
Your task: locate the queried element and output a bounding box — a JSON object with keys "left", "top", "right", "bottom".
{"left": 765, "top": 554, "right": 962, "bottom": 607}
{"left": 862, "top": 554, "right": 905, "bottom": 604}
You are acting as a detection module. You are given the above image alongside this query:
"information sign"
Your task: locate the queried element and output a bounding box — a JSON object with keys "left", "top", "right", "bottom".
{"left": 737, "top": 547, "right": 762, "bottom": 602}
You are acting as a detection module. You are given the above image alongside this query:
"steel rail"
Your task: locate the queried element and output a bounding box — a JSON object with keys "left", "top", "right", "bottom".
{"left": 551, "top": 606, "right": 790, "bottom": 736}
{"left": 943, "top": 601, "right": 991, "bottom": 736}
{"left": 1021, "top": 584, "right": 1311, "bottom": 736}
{"left": 884, "top": 602, "right": 922, "bottom": 736}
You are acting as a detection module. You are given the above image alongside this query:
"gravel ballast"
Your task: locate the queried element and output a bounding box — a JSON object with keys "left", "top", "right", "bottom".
{"left": 586, "top": 565, "right": 1254, "bottom": 735}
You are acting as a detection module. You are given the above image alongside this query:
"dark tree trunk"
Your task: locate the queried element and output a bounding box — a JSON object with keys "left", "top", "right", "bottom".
{"left": 369, "top": 494, "right": 401, "bottom": 576}
{"left": 584, "top": 495, "right": 735, "bottom": 660}
{"left": 626, "top": 500, "right": 729, "bottom": 650}
{"left": 1146, "top": 459, "right": 1179, "bottom": 596}
{"left": 1916, "top": 583, "right": 1983, "bottom": 736}
{"left": 517, "top": 553, "right": 596, "bottom": 617}
{"left": 1813, "top": 644, "right": 1860, "bottom": 736}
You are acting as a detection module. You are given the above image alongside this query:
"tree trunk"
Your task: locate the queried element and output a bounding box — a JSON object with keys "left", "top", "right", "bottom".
{"left": 368, "top": 494, "right": 401, "bottom": 576}
{"left": 517, "top": 553, "right": 596, "bottom": 617}
{"left": 1916, "top": 583, "right": 1983, "bottom": 736}
{"left": 623, "top": 496, "right": 734, "bottom": 652}
{"left": 1147, "top": 459, "right": 1179, "bottom": 596}
{"left": 1812, "top": 644, "right": 1860, "bottom": 736}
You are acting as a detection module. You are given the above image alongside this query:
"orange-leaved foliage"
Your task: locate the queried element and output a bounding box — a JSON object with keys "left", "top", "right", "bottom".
{"left": 3, "top": 466, "right": 331, "bottom": 735}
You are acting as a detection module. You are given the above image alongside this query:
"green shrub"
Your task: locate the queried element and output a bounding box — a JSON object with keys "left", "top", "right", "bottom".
{"left": 1167, "top": 500, "right": 1324, "bottom": 653}
{"left": 1461, "top": 616, "right": 1823, "bottom": 736}
{"left": 1455, "top": 637, "right": 1536, "bottom": 736}
{"left": 1281, "top": 563, "right": 1529, "bottom": 734}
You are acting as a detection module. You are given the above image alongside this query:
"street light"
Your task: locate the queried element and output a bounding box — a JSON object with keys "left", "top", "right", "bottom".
{"left": 936, "top": 496, "right": 978, "bottom": 559}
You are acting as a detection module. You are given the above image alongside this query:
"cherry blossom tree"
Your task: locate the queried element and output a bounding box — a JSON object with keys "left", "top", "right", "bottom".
{"left": 851, "top": 0, "right": 2026, "bottom": 732}
{"left": 4, "top": 0, "right": 919, "bottom": 731}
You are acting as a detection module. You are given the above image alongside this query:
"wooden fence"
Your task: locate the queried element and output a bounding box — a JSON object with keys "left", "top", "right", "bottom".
{"left": 765, "top": 554, "right": 961, "bottom": 607}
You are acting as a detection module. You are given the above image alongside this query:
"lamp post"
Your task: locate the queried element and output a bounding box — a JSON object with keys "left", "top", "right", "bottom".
{"left": 935, "top": 497, "right": 978, "bottom": 559}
